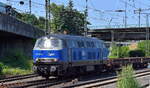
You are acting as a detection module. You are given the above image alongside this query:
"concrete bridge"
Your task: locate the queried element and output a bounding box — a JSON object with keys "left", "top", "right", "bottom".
{"left": 89, "top": 27, "right": 149, "bottom": 41}
{"left": 0, "top": 14, "right": 44, "bottom": 58}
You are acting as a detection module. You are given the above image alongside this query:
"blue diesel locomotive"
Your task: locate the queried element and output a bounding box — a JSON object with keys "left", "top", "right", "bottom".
{"left": 33, "top": 34, "right": 109, "bottom": 78}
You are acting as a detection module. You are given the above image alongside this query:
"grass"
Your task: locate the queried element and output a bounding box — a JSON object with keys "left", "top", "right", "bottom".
{"left": 108, "top": 56, "right": 118, "bottom": 59}
{"left": 2, "top": 67, "right": 32, "bottom": 75}
{"left": 117, "top": 65, "right": 140, "bottom": 88}
{"left": 0, "top": 50, "right": 33, "bottom": 76}
{"left": 0, "top": 62, "right": 4, "bottom": 75}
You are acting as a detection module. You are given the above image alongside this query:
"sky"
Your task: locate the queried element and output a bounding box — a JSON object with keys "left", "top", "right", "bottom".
{"left": 1, "top": 0, "right": 150, "bottom": 28}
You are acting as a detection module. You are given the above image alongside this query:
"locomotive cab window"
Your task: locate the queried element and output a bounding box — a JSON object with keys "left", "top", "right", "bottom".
{"left": 69, "top": 40, "right": 76, "bottom": 48}
{"left": 77, "top": 41, "right": 85, "bottom": 48}
{"left": 86, "top": 41, "right": 95, "bottom": 48}
{"left": 91, "top": 42, "right": 95, "bottom": 47}
{"left": 86, "top": 41, "right": 90, "bottom": 48}
{"left": 34, "top": 37, "right": 63, "bottom": 50}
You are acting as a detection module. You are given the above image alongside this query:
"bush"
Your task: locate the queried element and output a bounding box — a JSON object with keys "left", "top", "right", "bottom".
{"left": 0, "top": 50, "right": 32, "bottom": 70}
{"left": 129, "top": 50, "right": 145, "bottom": 57}
{"left": 0, "top": 50, "right": 33, "bottom": 76}
{"left": 137, "top": 40, "right": 150, "bottom": 56}
{"left": 0, "top": 62, "right": 4, "bottom": 74}
{"left": 109, "top": 45, "right": 129, "bottom": 58}
{"left": 117, "top": 65, "right": 140, "bottom": 88}
{"left": 2, "top": 67, "right": 32, "bottom": 75}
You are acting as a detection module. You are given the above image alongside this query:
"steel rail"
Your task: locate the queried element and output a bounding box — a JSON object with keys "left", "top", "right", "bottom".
{"left": 63, "top": 68, "right": 150, "bottom": 88}
{"left": 0, "top": 73, "right": 38, "bottom": 83}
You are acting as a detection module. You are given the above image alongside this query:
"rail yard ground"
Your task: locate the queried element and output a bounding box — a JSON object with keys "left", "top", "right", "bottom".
{"left": 0, "top": 68, "right": 150, "bottom": 88}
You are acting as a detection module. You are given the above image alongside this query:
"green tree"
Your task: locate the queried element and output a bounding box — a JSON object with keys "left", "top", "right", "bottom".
{"left": 109, "top": 45, "right": 129, "bottom": 58}
{"left": 120, "top": 46, "right": 129, "bottom": 58}
{"left": 17, "top": 13, "right": 38, "bottom": 26}
{"left": 37, "top": 17, "right": 46, "bottom": 30}
{"left": 109, "top": 45, "right": 118, "bottom": 58}
{"left": 137, "top": 40, "right": 150, "bottom": 56}
{"left": 16, "top": 13, "right": 46, "bottom": 30}
{"left": 16, "top": 1, "right": 89, "bottom": 35}
{"left": 49, "top": 1, "right": 88, "bottom": 35}
{"left": 49, "top": 3, "right": 65, "bottom": 33}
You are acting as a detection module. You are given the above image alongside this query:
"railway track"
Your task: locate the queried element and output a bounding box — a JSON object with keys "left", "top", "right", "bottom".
{"left": 0, "top": 69, "right": 150, "bottom": 88}
{"left": 20, "top": 78, "right": 73, "bottom": 88}
{"left": 0, "top": 73, "right": 74, "bottom": 88}
{"left": 0, "top": 76, "right": 73, "bottom": 88}
{"left": 142, "top": 84, "right": 149, "bottom": 88}
{"left": 0, "top": 73, "right": 40, "bottom": 88}
{"left": 63, "top": 68, "right": 150, "bottom": 88}
{"left": 0, "top": 73, "right": 38, "bottom": 83}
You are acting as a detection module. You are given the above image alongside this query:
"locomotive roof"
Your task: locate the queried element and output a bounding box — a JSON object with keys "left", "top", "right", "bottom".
{"left": 44, "top": 34, "right": 101, "bottom": 42}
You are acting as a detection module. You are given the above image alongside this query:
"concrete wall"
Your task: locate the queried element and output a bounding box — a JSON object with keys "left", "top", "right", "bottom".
{"left": 0, "top": 14, "right": 44, "bottom": 39}
{"left": 0, "top": 36, "right": 34, "bottom": 58}
{"left": 0, "top": 14, "right": 45, "bottom": 58}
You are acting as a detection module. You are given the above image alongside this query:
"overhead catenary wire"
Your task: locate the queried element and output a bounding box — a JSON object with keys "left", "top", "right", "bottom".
{"left": 84, "top": 0, "right": 88, "bottom": 36}
{"left": 120, "top": 0, "right": 137, "bottom": 9}
{"left": 2, "top": 0, "right": 150, "bottom": 28}
{"left": 135, "top": 0, "right": 150, "bottom": 7}
{"left": 2, "top": 0, "right": 126, "bottom": 24}
{"left": 75, "top": 0, "right": 124, "bottom": 18}
{"left": 76, "top": 0, "right": 142, "bottom": 27}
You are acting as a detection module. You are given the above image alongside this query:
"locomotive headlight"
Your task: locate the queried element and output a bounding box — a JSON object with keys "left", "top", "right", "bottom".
{"left": 36, "top": 58, "right": 40, "bottom": 61}
{"left": 53, "top": 58, "right": 58, "bottom": 62}
{"left": 44, "top": 39, "right": 51, "bottom": 48}
{"left": 35, "top": 58, "right": 58, "bottom": 62}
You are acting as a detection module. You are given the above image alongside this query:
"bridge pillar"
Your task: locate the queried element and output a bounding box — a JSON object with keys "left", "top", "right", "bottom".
{"left": 111, "top": 30, "right": 115, "bottom": 46}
